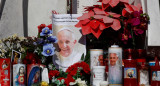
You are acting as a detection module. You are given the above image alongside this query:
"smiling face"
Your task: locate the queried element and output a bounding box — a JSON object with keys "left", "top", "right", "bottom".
{"left": 109, "top": 53, "right": 118, "bottom": 66}
{"left": 57, "top": 30, "right": 76, "bottom": 57}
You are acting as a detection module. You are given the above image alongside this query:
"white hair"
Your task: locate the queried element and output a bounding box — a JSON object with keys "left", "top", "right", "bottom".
{"left": 57, "top": 27, "right": 76, "bottom": 41}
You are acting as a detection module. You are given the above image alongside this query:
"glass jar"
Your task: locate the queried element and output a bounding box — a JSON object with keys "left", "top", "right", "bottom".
{"left": 123, "top": 54, "right": 137, "bottom": 86}
{"left": 137, "top": 59, "right": 149, "bottom": 86}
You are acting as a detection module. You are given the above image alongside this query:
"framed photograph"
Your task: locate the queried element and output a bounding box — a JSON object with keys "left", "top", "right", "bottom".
{"left": 11, "top": 50, "right": 21, "bottom": 64}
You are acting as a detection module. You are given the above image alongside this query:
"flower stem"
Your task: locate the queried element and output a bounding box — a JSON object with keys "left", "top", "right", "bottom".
{"left": 130, "top": 29, "right": 135, "bottom": 49}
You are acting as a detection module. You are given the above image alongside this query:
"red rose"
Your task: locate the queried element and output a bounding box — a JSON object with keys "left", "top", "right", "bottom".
{"left": 48, "top": 70, "right": 60, "bottom": 80}
{"left": 65, "top": 76, "right": 75, "bottom": 86}
{"left": 37, "top": 24, "right": 46, "bottom": 33}
{"left": 47, "top": 24, "right": 52, "bottom": 30}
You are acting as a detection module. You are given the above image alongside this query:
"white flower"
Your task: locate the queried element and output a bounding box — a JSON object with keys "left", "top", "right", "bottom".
{"left": 12, "top": 34, "right": 18, "bottom": 39}
{"left": 20, "top": 47, "right": 25, "bottom": 52}
{"left": 19, "top": 37, "right": 25, "bottom": 41}
{"left": 70, "top": 78, "right": 87, "bottom": 86}
{"left": 1, "top": 49, "right": 6, "bottom": 53}
{"left": 0, "top": 45, "right": 3, "bottom": 48}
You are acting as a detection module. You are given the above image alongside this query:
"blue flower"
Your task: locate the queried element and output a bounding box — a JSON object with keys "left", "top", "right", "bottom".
{"left": 40, "top": 27, "right": 52, "bottom": 36}
{"left": 47, "top": 36, "right": 57, "bottom": 43}
{"left": 37, "top": 38, "right": 44, "bottom": 44}
{"left": 41, "top": 44, "right": 55, "bottom": 56}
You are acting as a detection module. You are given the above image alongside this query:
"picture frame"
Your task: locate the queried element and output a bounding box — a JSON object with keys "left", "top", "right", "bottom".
{"left": 11, "top": 50, "right": 21, "bottom": 64}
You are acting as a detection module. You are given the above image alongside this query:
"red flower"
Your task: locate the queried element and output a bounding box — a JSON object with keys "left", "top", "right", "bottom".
{"left": 122, "top": 3, "right": 142, "bottom": 17}
{"left": 102, "top": 0, "right": 129, "bottom": 10}
{"left": 47, "top": 24, "right": 52, "bottom": 30}
{"left": 37, "top": 24, "right": 46, "bottom": 33}
{"left": 65, "top": 76, "right": 75, "bottom": 86}
{"left": 66, "top": 62, "right": 90, "bottom": 77}
{"left": 75, "top": 8, "right": 121, "bottom": 39}
{"left": 48, "top": 70, "right": 60, "bottom": 80}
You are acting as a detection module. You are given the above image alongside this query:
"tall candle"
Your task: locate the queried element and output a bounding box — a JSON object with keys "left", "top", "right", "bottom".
{"left": 108, "top": 45, "right": 122, "bottom": 86}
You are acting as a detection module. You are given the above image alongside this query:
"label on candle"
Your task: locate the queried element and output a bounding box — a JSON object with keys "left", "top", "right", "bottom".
{"left": 13, "top": 64, "right": 26, "bottom": 86}
{"left": 152, "top": 71, "right": 160, "bottom": 81}
{"left": 90, "top": 49, "right": 103, "bottom": 69}
{"left": 27, "top": 64, "right": 45, "bottom": 86}
{"left": 139, "top": 70, "right": 149, "bottom": 85}
{"left": 92, "top": 66, "right": 105, "bottom": 86}
{"left": 124, "top": 68, "right": 137, "bottom": 78}
{"left": 0, "top": 58, "right": 11, "bottom": 86}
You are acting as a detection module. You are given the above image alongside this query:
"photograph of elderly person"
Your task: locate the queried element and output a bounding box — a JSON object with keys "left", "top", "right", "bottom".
{"left": 28, "top": 66, "right": 41, "bottom": 86}
{"left": 14, "top": 66, "right": 25, "bottom": 86}
{"left": 53, "top": 27, "right": 82, "bottom": 72}
{"left": 108, "top": 53, "right": 122, "bottom": 84}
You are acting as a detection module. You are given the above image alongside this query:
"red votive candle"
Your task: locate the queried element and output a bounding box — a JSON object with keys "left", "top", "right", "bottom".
{"left": 150, "top": 56, "right": 160, "bottom": 86}
{"left": 123, "top": 54, "right": 137, "bottom": 86}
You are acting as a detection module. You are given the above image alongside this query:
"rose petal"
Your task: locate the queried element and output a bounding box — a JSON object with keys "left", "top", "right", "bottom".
{"left": 111, "top": 19, "right": 121, "bottom": 31}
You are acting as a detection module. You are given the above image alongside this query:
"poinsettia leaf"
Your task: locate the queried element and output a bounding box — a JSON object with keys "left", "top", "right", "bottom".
{"left": 77, "top": 11, "right": 94, "bottom": 20}
{"left": 111, "top": 19, "right": 121, "bottom": 31}
{"left": 75, "top": 21, "right": 82, "bottom": 27}
{"left": 94, "top": 15, "right": 104, "bottom": 19}
{"left": 120, "top": 0, "right": 129, "bottom": 3}
{"left": 136, "top": 3, "right": 142, "bottom": 11}
{"left": 102, "top": 4, "right": 110, "bottom": 10}
{"left": 130, "top": 5, "right": 139, "bottom": 12}
{"left": 122, "top": 9, "right": 127, "bottom": 16}
{"left": 94, "top": 8, "right": 106, "bottom": 15}
{"left": 124, "top": 4, "right": 133, "bottom": 13}
{"left": 109, "top": 0, "right": 120, "bottom": 7}
{"left": 81, "top": 19, "right": 90, "bottom": 25}
{"left": 102, "top": 0, "right": 110, "bottom": 4}
{"left": 89, "top": 20, "right": 100, "bottom": 29}
{"left": 107, "top": 12, "right": 121, "bottom": 18}
{"left": 81, "top": 25, "right": 92, "bottom": 35}
{"left": 103, "top": 16, "right": 113, "bottom": 23}
{"left": 99, "top": 23, "right": 107, "bottom": 30}
{"left": 91, "top": 28, "right": 102, "bottom": 39}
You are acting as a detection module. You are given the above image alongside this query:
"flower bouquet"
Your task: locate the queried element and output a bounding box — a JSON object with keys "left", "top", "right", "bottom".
{"left": 75, "top": 0, "right": 150, "bottom": 49}
{"left": 0, "top": 34, "right": 26, "bottom": 58}
{"left": 48, "top": 61, "right": 90, "bottom": 86}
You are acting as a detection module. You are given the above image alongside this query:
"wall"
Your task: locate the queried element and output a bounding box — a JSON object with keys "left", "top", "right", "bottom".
{"left": 0, "top": 0, "right": 160, "bottom": 46}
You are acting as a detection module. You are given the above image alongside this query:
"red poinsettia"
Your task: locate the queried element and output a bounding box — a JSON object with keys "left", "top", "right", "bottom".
{"left": 101, "top": 0, "right": 129, "bottom": 10}
{"left": 122, "top": 3, "right": 142, "bottom": 17}
{"left": 75, "top": 7, "right": 122, "bottom": 39}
